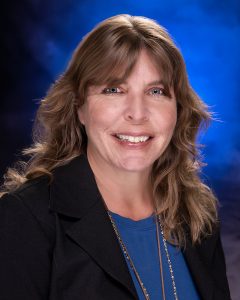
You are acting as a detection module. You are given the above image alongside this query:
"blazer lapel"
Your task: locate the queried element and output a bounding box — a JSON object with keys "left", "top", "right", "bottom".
{"left": 49, "top": 154, "right": 138, "bottom": 299}
{"left": 65, "top": 199, "right": 138, "bottom": 299}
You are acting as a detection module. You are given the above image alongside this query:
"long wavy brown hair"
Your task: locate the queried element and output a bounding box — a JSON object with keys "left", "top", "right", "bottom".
{"left": 1, "top": 14, "right": 218, "bottom": 246}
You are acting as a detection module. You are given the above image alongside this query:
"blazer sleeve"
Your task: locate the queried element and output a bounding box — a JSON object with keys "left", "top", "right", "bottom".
{"left": 0, "top": 192, "right": 54, "bottom": 300}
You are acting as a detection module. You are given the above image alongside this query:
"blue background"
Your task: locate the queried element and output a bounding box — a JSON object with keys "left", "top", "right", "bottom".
{"left": 1, "top": 0, "right": 239, "bottom": 298}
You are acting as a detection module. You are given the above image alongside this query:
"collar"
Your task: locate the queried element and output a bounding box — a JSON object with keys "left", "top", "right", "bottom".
{"left": 49, "top": 154, "right": 101, "bottom": 218}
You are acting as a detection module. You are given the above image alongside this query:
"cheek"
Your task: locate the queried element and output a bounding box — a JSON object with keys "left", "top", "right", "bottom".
{"left": 169, "top": 111, "right": 177, "bottom": 131}
{"left": 156, "top": 106, "right": 177, "bottom": 133}
{"left": 85, "top": 103, "right": 118, "bottom": 133}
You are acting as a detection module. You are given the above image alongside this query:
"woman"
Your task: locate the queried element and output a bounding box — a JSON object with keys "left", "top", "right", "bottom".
{"left": 0, "top": 14, "right": 230, "bottom": 300}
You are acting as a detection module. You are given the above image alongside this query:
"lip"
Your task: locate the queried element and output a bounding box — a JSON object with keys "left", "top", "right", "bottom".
{"left": 112, "top": 132, "right": 154, "bottom": 138}
{"left": 111, "top": 133, "right": 154, "bottom": 149}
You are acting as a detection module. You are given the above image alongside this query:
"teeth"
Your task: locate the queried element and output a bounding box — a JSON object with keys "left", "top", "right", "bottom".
{"left": 116, "top": 134, "right": 150, "bottom": 143}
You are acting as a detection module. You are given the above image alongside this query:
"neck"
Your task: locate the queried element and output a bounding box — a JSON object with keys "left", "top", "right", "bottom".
{"left": 87, "top": 153, "right": 155, "bottom": 220}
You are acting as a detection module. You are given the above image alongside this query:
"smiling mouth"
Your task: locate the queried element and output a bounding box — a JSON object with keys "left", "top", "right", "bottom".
{"left": 114, "top": 134, "right": 153, "bottom": 143}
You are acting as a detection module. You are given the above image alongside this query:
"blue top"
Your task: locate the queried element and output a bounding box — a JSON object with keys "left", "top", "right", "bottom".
{"left": 109, "top": 211, "right": 200, "bottom": 300}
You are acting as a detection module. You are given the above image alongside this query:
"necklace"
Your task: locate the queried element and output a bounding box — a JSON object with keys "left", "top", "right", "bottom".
{"left": 107, "top": 211, "right": 178, "bottom": 300}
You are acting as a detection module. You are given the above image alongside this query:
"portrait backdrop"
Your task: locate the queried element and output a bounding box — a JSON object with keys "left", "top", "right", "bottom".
{"left": 2, "top": 0, "right": 240, "bottom": 298}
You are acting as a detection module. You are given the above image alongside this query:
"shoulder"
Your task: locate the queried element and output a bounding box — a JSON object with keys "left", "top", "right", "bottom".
{"left": 0, "top": 177, "right": 56, "bottom": 298}
{"left": 184, "top": 223, "right": 224, "bottom": 270}
{"left": 0, "top": 176, "right": 55, "bottom": 241}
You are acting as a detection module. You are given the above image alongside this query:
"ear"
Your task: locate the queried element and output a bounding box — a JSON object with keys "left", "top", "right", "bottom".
{"left": 77, "top": 106, "right": 85, "bottom": 125}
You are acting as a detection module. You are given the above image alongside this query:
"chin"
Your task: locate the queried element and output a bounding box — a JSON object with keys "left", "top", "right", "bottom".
{"left": 118, "top": 158, "right": 153, "bottom": 172}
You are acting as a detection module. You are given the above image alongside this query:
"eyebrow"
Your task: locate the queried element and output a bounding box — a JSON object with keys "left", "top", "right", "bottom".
{"left": 145, "top": 80, "right": 164, "bottom": 86}
{"left": 106, "top": 79, "right": 164, "bottom": 87}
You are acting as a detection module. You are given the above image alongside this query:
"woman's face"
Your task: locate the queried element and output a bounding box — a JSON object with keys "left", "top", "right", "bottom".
{"left": 78, "top": 49, "right": 177, "bottom": 174}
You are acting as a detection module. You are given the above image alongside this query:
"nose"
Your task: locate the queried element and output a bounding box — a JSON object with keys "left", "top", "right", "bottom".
{"left": 124, "top": 93, "right": 149, "bottom": 123}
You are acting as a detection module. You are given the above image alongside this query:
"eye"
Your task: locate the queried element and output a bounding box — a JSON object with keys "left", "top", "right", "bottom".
{"left": 102, "top": 87, "right": 122, "bottom": 95}
{"left": 148, "top": 87, "right": 167, "bottom": 96}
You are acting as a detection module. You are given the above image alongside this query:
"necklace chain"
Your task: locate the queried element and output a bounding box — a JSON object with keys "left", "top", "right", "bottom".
{"left": 107, "top": 211, "right": 178, "bottom": 300}
{"left": 158, "top": 215, "right": 178, "bottom": 300}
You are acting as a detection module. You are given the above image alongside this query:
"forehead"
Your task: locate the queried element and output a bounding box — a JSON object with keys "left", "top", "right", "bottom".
{"left": 86, "top": 48, "right": 173, "bottom": 95}
{"left": 116, "top": 50, "right": 161, "bottom": 82}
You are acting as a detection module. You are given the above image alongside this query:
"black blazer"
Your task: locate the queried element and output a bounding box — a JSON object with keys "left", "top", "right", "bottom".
{"left": 0, "top": 155, "right": 231, "bottom": 300}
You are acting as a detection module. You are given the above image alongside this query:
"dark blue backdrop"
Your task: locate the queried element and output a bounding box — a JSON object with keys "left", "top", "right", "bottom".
{"left": 1, "top": 0, "right": 240, "bottom": 298}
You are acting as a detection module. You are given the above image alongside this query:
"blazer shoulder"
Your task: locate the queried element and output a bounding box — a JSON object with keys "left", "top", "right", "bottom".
{"left": 195, "top": 223, "right": 221, "bottom": 260}
{"left": 1, "top": 176, "right": 55, "bottom": 238}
